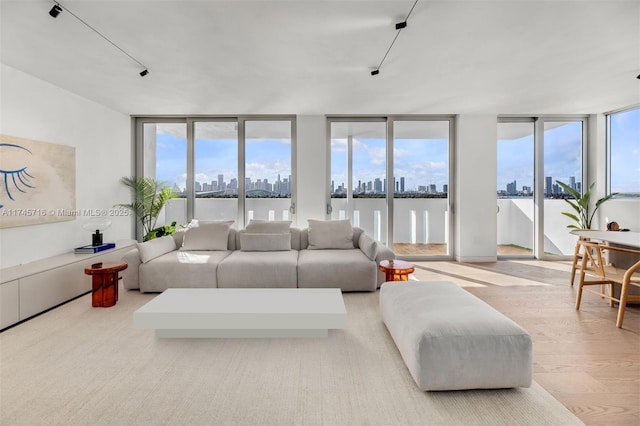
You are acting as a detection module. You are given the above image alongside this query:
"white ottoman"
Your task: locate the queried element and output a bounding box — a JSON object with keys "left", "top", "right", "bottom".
{"left": 380, "top": 281, "right": 532, "bottom": 391}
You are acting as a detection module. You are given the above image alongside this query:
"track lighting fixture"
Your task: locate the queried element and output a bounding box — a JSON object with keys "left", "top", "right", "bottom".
{"left": 47, "top": 1, "right": 149, "bottom": 77}
{"left": 370, "top": 0, "right": 419, "bottom": 76}
{"left": 49, "top": 4, "right": 62, "bottom": 18}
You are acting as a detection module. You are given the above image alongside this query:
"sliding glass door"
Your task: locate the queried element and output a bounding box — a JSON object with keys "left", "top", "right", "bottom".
{"left": 497, "top": 121, "right": 535, "bottom": 257}
{"left": 496, "top": 117, "right": 586, "bottom": 258}
{"left": 329, "top": 116, "right": 453, "bottom": 259}
{"left": 330, "top": 120, "right": 387, "bottom": 244}
{"left": 392, "top": 120, "right": 451, "bottom": 257}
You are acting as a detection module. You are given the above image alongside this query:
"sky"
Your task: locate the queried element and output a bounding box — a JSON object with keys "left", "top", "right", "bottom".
{"left": 154, "top": 110, "right": 639, "bottom": 195}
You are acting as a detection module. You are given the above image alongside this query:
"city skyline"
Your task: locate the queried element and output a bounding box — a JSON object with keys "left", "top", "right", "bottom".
{"left": 154, "top": 113, "right": 638, "bottom": 197}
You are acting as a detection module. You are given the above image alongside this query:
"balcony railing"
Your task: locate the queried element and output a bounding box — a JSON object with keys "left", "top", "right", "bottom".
{"left": 157, "top": 197, "right": 577, "bottom": 257}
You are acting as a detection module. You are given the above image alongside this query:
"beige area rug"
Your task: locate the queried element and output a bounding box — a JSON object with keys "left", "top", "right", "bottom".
{"left": 0, "top": 287, "right": 583, "bottom": 426}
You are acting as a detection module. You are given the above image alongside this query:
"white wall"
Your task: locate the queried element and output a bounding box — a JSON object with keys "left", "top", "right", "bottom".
{"left": 0, "top": 65, "right": 132, "bottom": 269}
{"left": 295, "top": 115, "right": 327, "bottom": 227}
{"left": 455, "top": 115, "right": 498, "bottom": 262}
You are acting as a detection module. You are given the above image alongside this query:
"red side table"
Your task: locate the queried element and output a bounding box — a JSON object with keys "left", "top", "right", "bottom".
{"left": 84, "top": 261, "right": 128, "bottom": 307}
{"left": 379, "top": 259, "right": 415, "bottom": 282}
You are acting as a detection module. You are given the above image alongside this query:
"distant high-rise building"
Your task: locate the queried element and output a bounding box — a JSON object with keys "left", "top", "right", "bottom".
{"left": 374, "top": 178, "right": 382, "bottom": 193}
{"left": 400, "top": 177, "right": 405, "bottom": 193}
{"left": 506, "top": 180, "right": 517, "bottom": 195}
{"left": 569, "top": 176, "right": 576, "bottom": 191}
{"left": 545, "top": 176, "right": 553, "bottom": 195}
{"left": 443, "top": 184, "right": 448, "bottom": 194}
{"left": 429, "top": 184, "right": 436, "bottom": 193}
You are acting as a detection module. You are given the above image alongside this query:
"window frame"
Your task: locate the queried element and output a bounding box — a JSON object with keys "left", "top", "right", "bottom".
{"left": 134, "top": 115, "right": 297, "bottom": 231}
{"left": 606, "top": 104, "right": 640, "bottom": 198}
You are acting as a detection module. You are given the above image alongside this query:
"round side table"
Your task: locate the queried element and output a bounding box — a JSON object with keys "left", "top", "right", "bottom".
{"left": 84, "top": 261, "right": 128, "bottom": 307}
{"left": 379, "top": 259, "right": 415, "bottom": 282}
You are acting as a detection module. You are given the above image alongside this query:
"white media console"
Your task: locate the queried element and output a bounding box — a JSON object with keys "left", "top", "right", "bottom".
{"left": 0, "top": 240, "right": 135, "bottom": 330}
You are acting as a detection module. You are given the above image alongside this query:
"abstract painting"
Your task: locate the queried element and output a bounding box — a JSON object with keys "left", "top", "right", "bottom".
{"left": 0, "top": 134, "right": 76, "bottom": 228}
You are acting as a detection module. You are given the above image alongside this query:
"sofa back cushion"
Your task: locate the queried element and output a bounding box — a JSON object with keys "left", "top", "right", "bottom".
{"left": 239, "top": 232, "right": 292, "bottom": 251}
{"left": 137, "top": 236, "right": 176, "bottom": 263}
{"left": 307, "top": 219, "right": 354, "bottom": 250}
{"left": 301, "top": 226, "right": 365, "bottom": 250}
{"left": 180, "top": 221, "right": 233, "bottom": 251}
{"left": 245, "top": 220, "right": 292, "bottom": 234}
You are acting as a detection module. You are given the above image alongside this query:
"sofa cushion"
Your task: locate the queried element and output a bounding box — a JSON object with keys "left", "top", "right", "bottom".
{"left": 137, "top": 236, "right": 176, "bottom": 263}
{"left": 245, "top": 220, "right": 292, "bottom": 234}
{"left": 139, "top": 250, "right": 232, "bottom": 292}
{"left": 298, "top": 249, "right": 376, "bottom": 291}
{"left": 217, "top": 250, "right": 299, "bottom": 288}
{"left": 239, "top": 232, "right": 291, "bottom": 251}
{"left": 181, "top": 221, "right": 233, "bottom": 251}
{"left": 307, "top": 219, "right": 354, "bottom": 250}
{"left": 358, "top": 232, "right": 378, "bottom": 260}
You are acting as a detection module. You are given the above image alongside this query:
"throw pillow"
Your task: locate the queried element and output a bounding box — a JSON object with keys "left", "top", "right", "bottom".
{"left": 181, "top": 221, "right": 233, "bottom": 251}
{"left": 239, "top": 232, "right": 291, "bottom": 251}
{"left": 358, "top": 232, "right": 378, "bottom": 260}
{"left": 137, "top": 236, "right": 176, "bottom": 263}
{"left": 307, "top": 219, "right": 354, "bottom": 249}
{"left": 245, "top": 220, "right": 292, "bottom": 234}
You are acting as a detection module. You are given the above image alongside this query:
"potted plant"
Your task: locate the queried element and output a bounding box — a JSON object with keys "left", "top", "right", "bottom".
{"left": 556, "top": 180, "right": 618, "bottom": 230}
{"left": 116, "top": 176, "right": 178, "bottom": 241}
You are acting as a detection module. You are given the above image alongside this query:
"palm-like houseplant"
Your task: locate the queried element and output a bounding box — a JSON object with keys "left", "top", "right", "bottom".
{"left": 116, "top": 176, "right": 177, "bottom": 241}
{"left": 556, "top": 180, "right": 618, "bottom": 230}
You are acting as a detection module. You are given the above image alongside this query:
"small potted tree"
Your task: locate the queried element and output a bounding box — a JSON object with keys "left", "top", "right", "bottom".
{"left": 116, "top": 176, "right": 178, "bottom": 241}
{"left": 556, "top": 180, "right": 618, "bottom": 230}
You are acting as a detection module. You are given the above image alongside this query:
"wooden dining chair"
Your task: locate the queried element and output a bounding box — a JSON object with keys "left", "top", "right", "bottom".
{"left": 570, "top": 237, "right": 589, "bottom": 286}
{"left": 575, "top": 241, "right": 640, "bottom": 328}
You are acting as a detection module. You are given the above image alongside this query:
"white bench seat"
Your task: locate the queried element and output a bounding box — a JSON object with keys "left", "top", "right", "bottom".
{"left": 380, "top": 281, "right": 532, "bottom": 391}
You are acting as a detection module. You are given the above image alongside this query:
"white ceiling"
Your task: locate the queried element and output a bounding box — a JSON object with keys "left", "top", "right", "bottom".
{"left": 1, "top": 0, "right": 639, "bottom": 116}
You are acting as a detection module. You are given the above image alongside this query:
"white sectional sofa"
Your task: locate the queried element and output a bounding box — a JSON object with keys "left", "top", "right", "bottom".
{"left": 121, "top": 219, "right": 394, "bottom": 293}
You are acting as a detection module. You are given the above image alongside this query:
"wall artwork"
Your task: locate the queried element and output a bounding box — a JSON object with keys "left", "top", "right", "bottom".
{"left": 0, "top": 134, "right": 76, "bottom": 228}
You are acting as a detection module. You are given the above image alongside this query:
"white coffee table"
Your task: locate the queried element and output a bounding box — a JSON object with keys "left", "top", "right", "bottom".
{"left": 133, "top": 288, "right": 347, "bottom": 338}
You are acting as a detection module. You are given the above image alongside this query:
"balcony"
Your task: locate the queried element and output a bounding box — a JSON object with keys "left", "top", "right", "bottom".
{"left": 159, "top": 197, "right": 577, "bottom": 258}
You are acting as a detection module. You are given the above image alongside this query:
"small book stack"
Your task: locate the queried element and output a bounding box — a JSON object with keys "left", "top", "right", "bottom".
{"left": 74, "top": 242, "right": 116, "bottom": 254}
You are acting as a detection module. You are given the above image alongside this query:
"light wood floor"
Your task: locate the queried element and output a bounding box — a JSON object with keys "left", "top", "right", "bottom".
{"left": 411, "top": 260, "right": 640, "bottom": 426}
{"left": 394, "top": 243, "right": 534, "bottom": 256}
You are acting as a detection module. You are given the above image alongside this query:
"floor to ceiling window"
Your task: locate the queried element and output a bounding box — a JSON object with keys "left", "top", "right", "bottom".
{"left": 135, "top": 116, "right": 295, "bottom": 231}
{"left": 542, "top": 120, "right": 584, "bottom": 257}
{"left": 193, "top": 120, "right": 238, "bottom": 222}
{"left": 608, "top": 106, "right": 640, "bottom": 197}
{"left": 244, "top": 120, "right": 293, "bottom": 223}
{"left": 329, "top": 120, "right": 387, "bottom": 243}
{"left": 497, "top": 117, "right": 586, "bottom": 258}
{"left": 392, "top": 120, "right": 451, "bottom": 257}
{"left": 329, "top": 116, "right": 453, "bottom": 259}
{"left": 497, "top": 120, "right": 535, "bottom": 257}
{"left": 138, "top": 121, "right": 188, "bottom": 233}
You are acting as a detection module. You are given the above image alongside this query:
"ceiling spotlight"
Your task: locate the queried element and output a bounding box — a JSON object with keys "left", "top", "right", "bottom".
{"left": 140, "top": 69, "right": 149, "bottom": 77}
{"left": 637, "top": 74, "right": 640, "bottom": 79}
{"left": 371, "top": 69, "right": 380, "bottom": 76}
{"left": 395, "top": 21, "right": 407, "bottom": 30}
{"left": 49, "top": 4, "right": 62, "bottom": 18}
